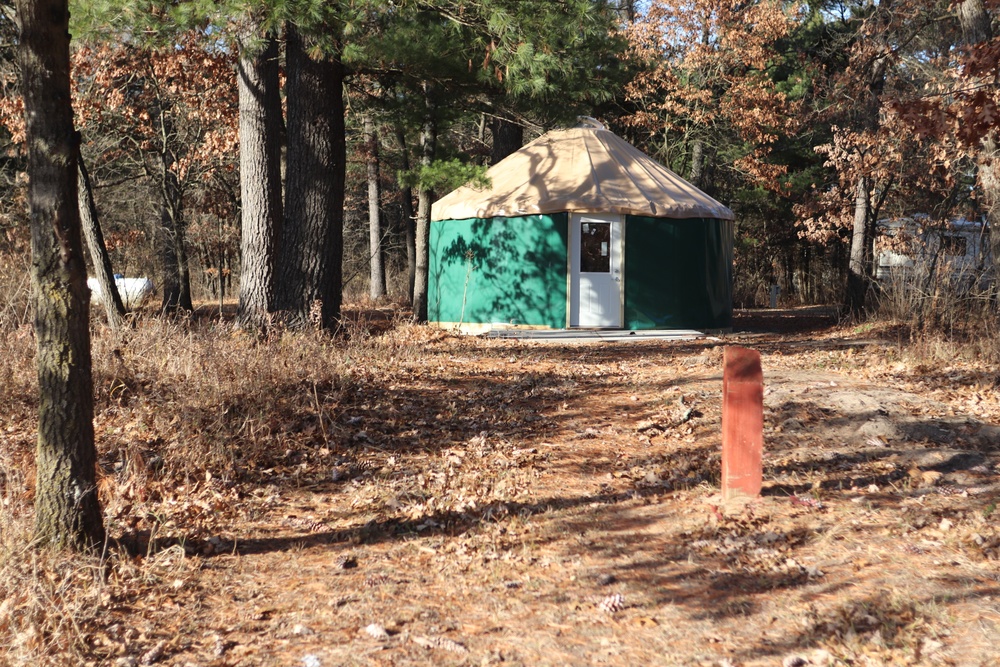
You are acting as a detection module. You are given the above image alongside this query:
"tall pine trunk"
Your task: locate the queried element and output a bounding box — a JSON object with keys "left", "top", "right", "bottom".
{"left": 412, "top": 83, "right": 437, "bottom": 324}
{"left": 395, "top": 125, "right": 416, "bottom": 303}
{"left": 364, "top": 115, "right": 386, "bottom": 301}
{"left": 274, "top": 25, "right": 345, "bottom": 329}
{"left": 236, "top": 28, "right": 283, "bottom": 331}
{"left": 77, "top": 153, "right": 125, "bottom": 332}
{"left": 16, "top": 0, "right": 105, "bottom": 550}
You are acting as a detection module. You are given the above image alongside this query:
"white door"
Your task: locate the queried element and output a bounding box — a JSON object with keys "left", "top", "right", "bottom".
{"left": 570, "top": 213, "right": 622, "bottom": 327}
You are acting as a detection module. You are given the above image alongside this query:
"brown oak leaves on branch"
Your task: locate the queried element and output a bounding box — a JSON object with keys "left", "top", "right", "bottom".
{"left": 620, "top": 0, "right": 800, "bottom": 190}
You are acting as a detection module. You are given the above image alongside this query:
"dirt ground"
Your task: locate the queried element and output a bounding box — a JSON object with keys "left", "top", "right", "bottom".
{"left": 25, "top": 308, "right": 1000, "bottom": 666}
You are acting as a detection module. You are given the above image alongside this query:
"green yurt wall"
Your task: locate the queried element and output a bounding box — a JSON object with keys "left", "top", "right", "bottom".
{"left": 428, "top": 214, "right": 569, "bottom": 328}
{"left": 624, "top": 217, "right": 734, "bottom": 330}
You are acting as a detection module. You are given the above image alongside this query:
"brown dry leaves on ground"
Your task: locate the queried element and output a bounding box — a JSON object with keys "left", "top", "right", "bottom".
{"left": 3, "top": 307, "right": 1000, "bottom": 666}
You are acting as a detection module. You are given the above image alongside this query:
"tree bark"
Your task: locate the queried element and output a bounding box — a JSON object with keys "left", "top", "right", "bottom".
{"left": 396, "top": 125, "right": 417, "bottom": 303}
{"left": 979, "top": 137, "right": 1000, "bottom": 283}
{"left": 236, "top": 28, "right": 283, "bottom": 332}
{"left": 489, "top": 115, "right": 522, "bottom": 165}
{"left": 618, "top": 0, "right": 638, "bottom": 23}
{"left": 959, "top": 0, "right": 992, "bottom": 44}
{"left": 77, "top": 152, "right": 125, "bottom": 332}
{"left": 412, "top": 83, "right": 437, "bottom": 324}
{"left": 847, "top": 175, "right": 874, "bottom": 315}
{"left": 958, "top": 0, "right": 1000, "bottom": 290}
{"left": 16, "top": 0, "right": 105, "bottom": 550}
{"left": 274, "top": 24, "right": 345, "bottom": 329}
{"left": 151, "top": 107, "right": 193, "bottom": 313}
{"left": 689, "top": 138, "right": 704, "bottom": 187}
{"left": 364, "top": 114, "right": 386, "bottom": 301}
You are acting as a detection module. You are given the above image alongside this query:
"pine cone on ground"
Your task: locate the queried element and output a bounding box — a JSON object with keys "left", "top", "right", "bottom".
{"left": 598, "top": 593, "right": 626, "bottom": 614}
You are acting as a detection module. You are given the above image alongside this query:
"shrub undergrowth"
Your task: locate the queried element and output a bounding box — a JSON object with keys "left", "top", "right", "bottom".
{"left": 0, "top": 305, "right": 432, "bottom": 664}
{"left": 872, "top": 266, "right": 1000, "bottom": 364}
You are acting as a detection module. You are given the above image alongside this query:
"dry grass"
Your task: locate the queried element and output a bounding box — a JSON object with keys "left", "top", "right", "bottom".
{"left": 0, "top": 268, "right": 31, "bottom": 331}
{"left": 873, "top": 265, "right": 1000, "bottom": 359}
{"left": 2, "top": 305, "right": 1000, "bottom": 665}
{"left": 1, "top": 309, "right": 434, "bottom": 665}
{"left": 0, "top": 534, "right": 110, "bottom": 665}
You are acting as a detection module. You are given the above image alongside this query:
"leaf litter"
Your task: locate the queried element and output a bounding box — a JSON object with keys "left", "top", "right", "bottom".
{"left": 2, "top": 309, "right": 1000, "bottom": 665}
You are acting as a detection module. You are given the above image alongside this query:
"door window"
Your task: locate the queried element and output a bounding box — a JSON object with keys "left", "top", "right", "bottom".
{"left": 580, "top": 222, "right": 611, "bottom": 273}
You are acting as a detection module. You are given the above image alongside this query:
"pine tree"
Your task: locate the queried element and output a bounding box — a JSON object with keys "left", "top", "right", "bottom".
{"left": 273, "top": 22, "right": 346, "bottom": 327}
{"left": 235, "top": 21, "right": 283, "bottom": 331}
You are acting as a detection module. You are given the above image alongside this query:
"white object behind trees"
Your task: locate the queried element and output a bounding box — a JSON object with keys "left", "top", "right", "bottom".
{"left": 874, "top": 217, "right": 992, "bottom": 283}
{"left": 87, "top": 276, "right": 154, "bottom": 309}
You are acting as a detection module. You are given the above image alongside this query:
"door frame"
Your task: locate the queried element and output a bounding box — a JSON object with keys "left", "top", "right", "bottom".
{"left": 568, "top": 212, "right": 624, "bottom": 328}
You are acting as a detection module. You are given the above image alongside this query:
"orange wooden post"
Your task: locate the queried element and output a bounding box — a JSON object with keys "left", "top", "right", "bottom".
{"left": 722, "top": 346, "right": 763, "bottom": 500}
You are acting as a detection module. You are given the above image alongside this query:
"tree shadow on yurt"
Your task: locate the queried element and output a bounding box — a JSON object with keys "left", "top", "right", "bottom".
{"left": 430, "top": 214, "right": 569, "bottom": 329}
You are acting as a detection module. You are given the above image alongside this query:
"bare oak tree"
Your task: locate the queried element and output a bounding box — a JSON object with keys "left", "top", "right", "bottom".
{"left": 16, "top": 0, "right": 105, "bottom": 549}
{"left": 364, "top": 114, "right": 386, "bottom": 300}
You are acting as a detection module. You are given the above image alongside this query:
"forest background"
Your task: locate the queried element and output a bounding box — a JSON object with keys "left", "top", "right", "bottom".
{"left": 4, "top": 0, "right": 1000, "bottom": 327}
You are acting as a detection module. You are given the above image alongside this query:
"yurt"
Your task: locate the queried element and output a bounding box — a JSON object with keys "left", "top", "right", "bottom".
{"left": 428, "top": 119, "right": 734, "bottom": 332}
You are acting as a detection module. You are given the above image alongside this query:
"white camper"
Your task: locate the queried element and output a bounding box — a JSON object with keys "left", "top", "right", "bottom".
{"left": 874, "top": 216, "right": 992, "bottom": 287}
{"left": 87, "top": 275, "right": 155, "bottom": 309}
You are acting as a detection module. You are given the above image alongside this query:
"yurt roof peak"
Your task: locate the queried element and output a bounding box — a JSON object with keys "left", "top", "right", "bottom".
{"left": 431, "top": 124, "right": 735, "bottom": 222}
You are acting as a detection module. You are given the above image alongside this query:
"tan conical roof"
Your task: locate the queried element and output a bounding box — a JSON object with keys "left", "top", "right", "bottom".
{"left": 431, "top": 126, "right": 734, "bottom": 221}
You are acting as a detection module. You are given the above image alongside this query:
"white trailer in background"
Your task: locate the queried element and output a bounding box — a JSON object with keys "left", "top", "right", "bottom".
{"left": 87, "top": 275, "right": 155, "bottom": 309}
{"left": 874, "top": 216, "right": 992, "bottom": 287}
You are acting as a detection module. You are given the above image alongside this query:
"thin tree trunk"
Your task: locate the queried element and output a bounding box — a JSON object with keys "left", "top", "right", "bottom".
{"left": 414, "top": 190, "right": 432, "bottom": 323}
{"left": 152, "top": 105, "right": 193, "bottom": 314}
{"left": 157, "top": 198, "right": 181, "bottom": 311}
{"left": 979, "top": 137, "right": 1000, "bottom": 283}
{"left": 847, "top": 175, "right": 873, "bottom": 315}
{"left": 412, "top": 83, "right": 437, "bottom": 324}
{"left": 274, "top": 24, "right": 345, "bottom": 329}
{"left": 844, "top": 44, "right": 889, "bottom": 315}
{"left": 364, "top": 114, "right": 386, "bottom": 301}
{"left": 156, "top": 151, "right": 192, "bottom": 313}
{"left": 689, "top": 138, "right": 704, "bottom": 187}
{"left": 489, "top": 115, "right": 522, "bottom": 165}
{"left": 176, "top": 219, "right": 191, "bottom": 309}
{"left": 236, "top": 28, "right": 283, "bottom": 331}
{"left": 16, "top": 0, "right": 105, "bottom": 550}
{"left": 396, "top": 125, "right": 416, "bottom": 303}
{"left": 77, "top": 152, "right": 125, "bottom": 331}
